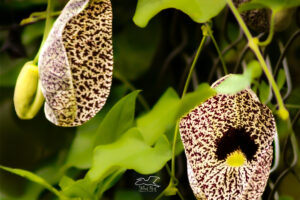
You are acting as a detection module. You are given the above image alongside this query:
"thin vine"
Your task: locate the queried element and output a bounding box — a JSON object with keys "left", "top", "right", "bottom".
{"left": 226, "top": 0, "right": 289, "bottom": 120}
{"left": 155, "top": 25, "right": 209, "bottom": 200}
{"left": 33, "top": 0, "right": 54, "bottom": 65}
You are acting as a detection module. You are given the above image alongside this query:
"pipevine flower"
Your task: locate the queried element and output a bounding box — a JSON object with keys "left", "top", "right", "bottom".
{"left": 39, "top": 0, "right": 113, "bottom": 127}
{"left": 180, "top": 75, "right": 276, "bottom": 200}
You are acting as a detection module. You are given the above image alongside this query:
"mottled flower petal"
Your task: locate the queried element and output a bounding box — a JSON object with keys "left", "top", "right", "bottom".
{"left": 180, "top": 75, "right": 276, "bottom": 200}
{"left": 39, "top": 0, "right": 113, "bottom": 127}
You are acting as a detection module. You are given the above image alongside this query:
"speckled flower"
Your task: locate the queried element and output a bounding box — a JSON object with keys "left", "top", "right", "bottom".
{"left": 39, "top": 0, "right": 113, "bottom": 127}
{"left": 179, "top": 75, "right": 276, "bottom": 200}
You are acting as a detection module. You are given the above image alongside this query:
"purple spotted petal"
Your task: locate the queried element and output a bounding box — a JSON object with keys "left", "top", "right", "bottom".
{"left": 39, "top": 0, "right": 113, "bottom": 127}
{"left": 180, "top": 75, "right": 276, "bottom": 200}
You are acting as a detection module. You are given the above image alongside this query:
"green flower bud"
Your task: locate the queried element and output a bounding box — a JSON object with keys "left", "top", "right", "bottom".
{"left": 14, "top": 61, "right": 44, "bottom": 119}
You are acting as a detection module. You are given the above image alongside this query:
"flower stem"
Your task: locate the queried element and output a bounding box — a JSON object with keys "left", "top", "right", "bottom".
{"left": 173, "top": 31, "right": 207, "bottom": 178}
{"left": 226, "top": 0, "right": 288, "bottom": 119}
{"left": 171, "top": 121, "right": 180, "bottom": 178}
{"left": 20, "top": 11, "right": 61, "bottom": 26}
{"left": 182, "top": 29, "right": 208, "bottom": 96}
{"left": 156, "top": 28, "right": 208, "bottom": 200}
{"left": 33, "top": 0, "right": 54, "bottom": 64}
{"left": 205, "top": 23, "right": 228, "bottom": 75}
{"left": 258, "top": 10, "right": 276, "bottom": 46}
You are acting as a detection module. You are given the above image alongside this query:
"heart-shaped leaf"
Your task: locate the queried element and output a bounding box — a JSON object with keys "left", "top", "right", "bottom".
{"left": 133, "top": 0, "right": 226, "bottom": 28}
{"left": 87, "top": 127, "right": 172, "bottom": 183}
{"left": 65, "top": 91, "right": 139, "bottom": 169}
{"left": 238, "top": 0, "right": 300, "bottom": 12}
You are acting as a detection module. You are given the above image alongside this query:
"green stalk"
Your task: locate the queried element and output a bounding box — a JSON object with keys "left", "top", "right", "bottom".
{"left": 155, "top": 28, "right": 208, "bottom": 200}
{"left": 170, "top": 121, "right": 180, "bottom": 178}
{"left": 20, "top": 10, "right": 61, "bottom": 26}
{"left": 258, "top": 10, "right": 276, "bottom": 46}
{"left": 226, "top": 0, "right": 288, "bottom": 120}
{"left": 33, "top": 0, "right": 54, "bottom": 64}
{"left": 205, "top": 24, "right": 228, "bottom": 75}
{"left": 182, "top": 31, "right": 208, "bottom": 96}
{"left": 172, "top": 32, "right": 207, "bottom": 178}
{"left": 27, "top": 0, "right": 54, "bottom": 117}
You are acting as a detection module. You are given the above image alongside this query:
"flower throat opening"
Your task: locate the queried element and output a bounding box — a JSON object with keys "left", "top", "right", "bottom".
{"left": 226, "top": 150, "right": 246, "bottom": 167}
{"left": 215, "top": 127, "right": 258, "bottom": 166}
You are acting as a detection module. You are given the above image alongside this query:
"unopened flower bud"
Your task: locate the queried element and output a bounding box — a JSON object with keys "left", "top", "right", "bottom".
{"left": 14, "top": 61, "right": 44, "bottom": 119}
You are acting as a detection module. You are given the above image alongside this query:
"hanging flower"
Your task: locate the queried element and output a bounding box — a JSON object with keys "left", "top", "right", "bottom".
{"left": 39, "top": 0, "right": 113, "bottom": 127}
{"left": 180, "top": 75, "right": 276, "bottom": 200}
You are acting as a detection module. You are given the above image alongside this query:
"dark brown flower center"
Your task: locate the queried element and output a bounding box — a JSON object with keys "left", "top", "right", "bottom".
{"left": 215, "top": 127, "right": 258, "bottom": 162}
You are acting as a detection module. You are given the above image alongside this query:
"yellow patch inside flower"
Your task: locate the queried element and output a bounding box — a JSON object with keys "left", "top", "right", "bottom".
{"left": 226, "top": 150, "right": 246, "bottom": 167}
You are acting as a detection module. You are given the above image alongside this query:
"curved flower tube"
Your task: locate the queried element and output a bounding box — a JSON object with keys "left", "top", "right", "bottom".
{"left": 180, "top": 75, "right": 276, "bottom": 200}
{"left": 39, "top": 0, "right": 113, "bottom": 127}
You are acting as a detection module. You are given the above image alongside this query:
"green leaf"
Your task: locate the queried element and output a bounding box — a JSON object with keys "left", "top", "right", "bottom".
{"left": 215, "top": 61, "right": 261, "bottom": 94}
{"left": 65, "top": 90, "right": 139, "bottom": 169}
{"left": 215, "top": 74, "right": 251, "bottom": 94}
{"left": 238, "top": 2, "right": 265, "bottom": 12}
{"left": 133, "top": 0, "right": 226, "bottom": 28}
{"left": 0, "top": 165, "right": 64, "bottom": 199}
{"left": 277, "top": 68, "right": 286, "bottom": 90}
{"left": 59, "top": 176, "right": 75, "bottom": 191}
{"left": 247, "top": 60, "right": 262, "bottom": 79}
{"left": 238, "top": 0, "right": 300, "bottom": 12}
{"left": 177, "top": 83, "right": 216, "bottom": 118}
{"left": 137, "top": 84, "right": 215, "bottom": 152}
{"left": 258, "top": 81, "right": 270, "bottom": 104}
{"left": 94, "top": 90, "right": 140, "bottom": 146}
{"left": 10, "top": 156, "right": 73, "bottom": 200}
{"left": 87, "top": 128, "right": 172, "bottom": 183}
{"left": 59, "top": 176, "right": 95, "bottom": 199}
{"left": 165, "top": 126, "right": 184, "bottom": 156}
{"left": 137, "top": 88, "right": 180, "bottom": 145}
{"left": 114, "top": 190, "right": 143, "bottom": 200}
{"left": 65, "top": 110, "right": 109, "bottom": 169}
{"left": 96, "top": 168, "right": 126, "bottom": 198}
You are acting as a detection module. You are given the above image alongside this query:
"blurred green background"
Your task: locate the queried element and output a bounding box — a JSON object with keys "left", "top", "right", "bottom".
{"left": 0, "top": 0, "right": 299, "bottom": 199}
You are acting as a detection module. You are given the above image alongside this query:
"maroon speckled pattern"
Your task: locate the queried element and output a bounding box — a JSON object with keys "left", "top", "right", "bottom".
{"left": 39, "top": 0, "right": 113, "bottom": 127}
{"left": 179, "top": 75, "right": 276, "bottom": 200}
